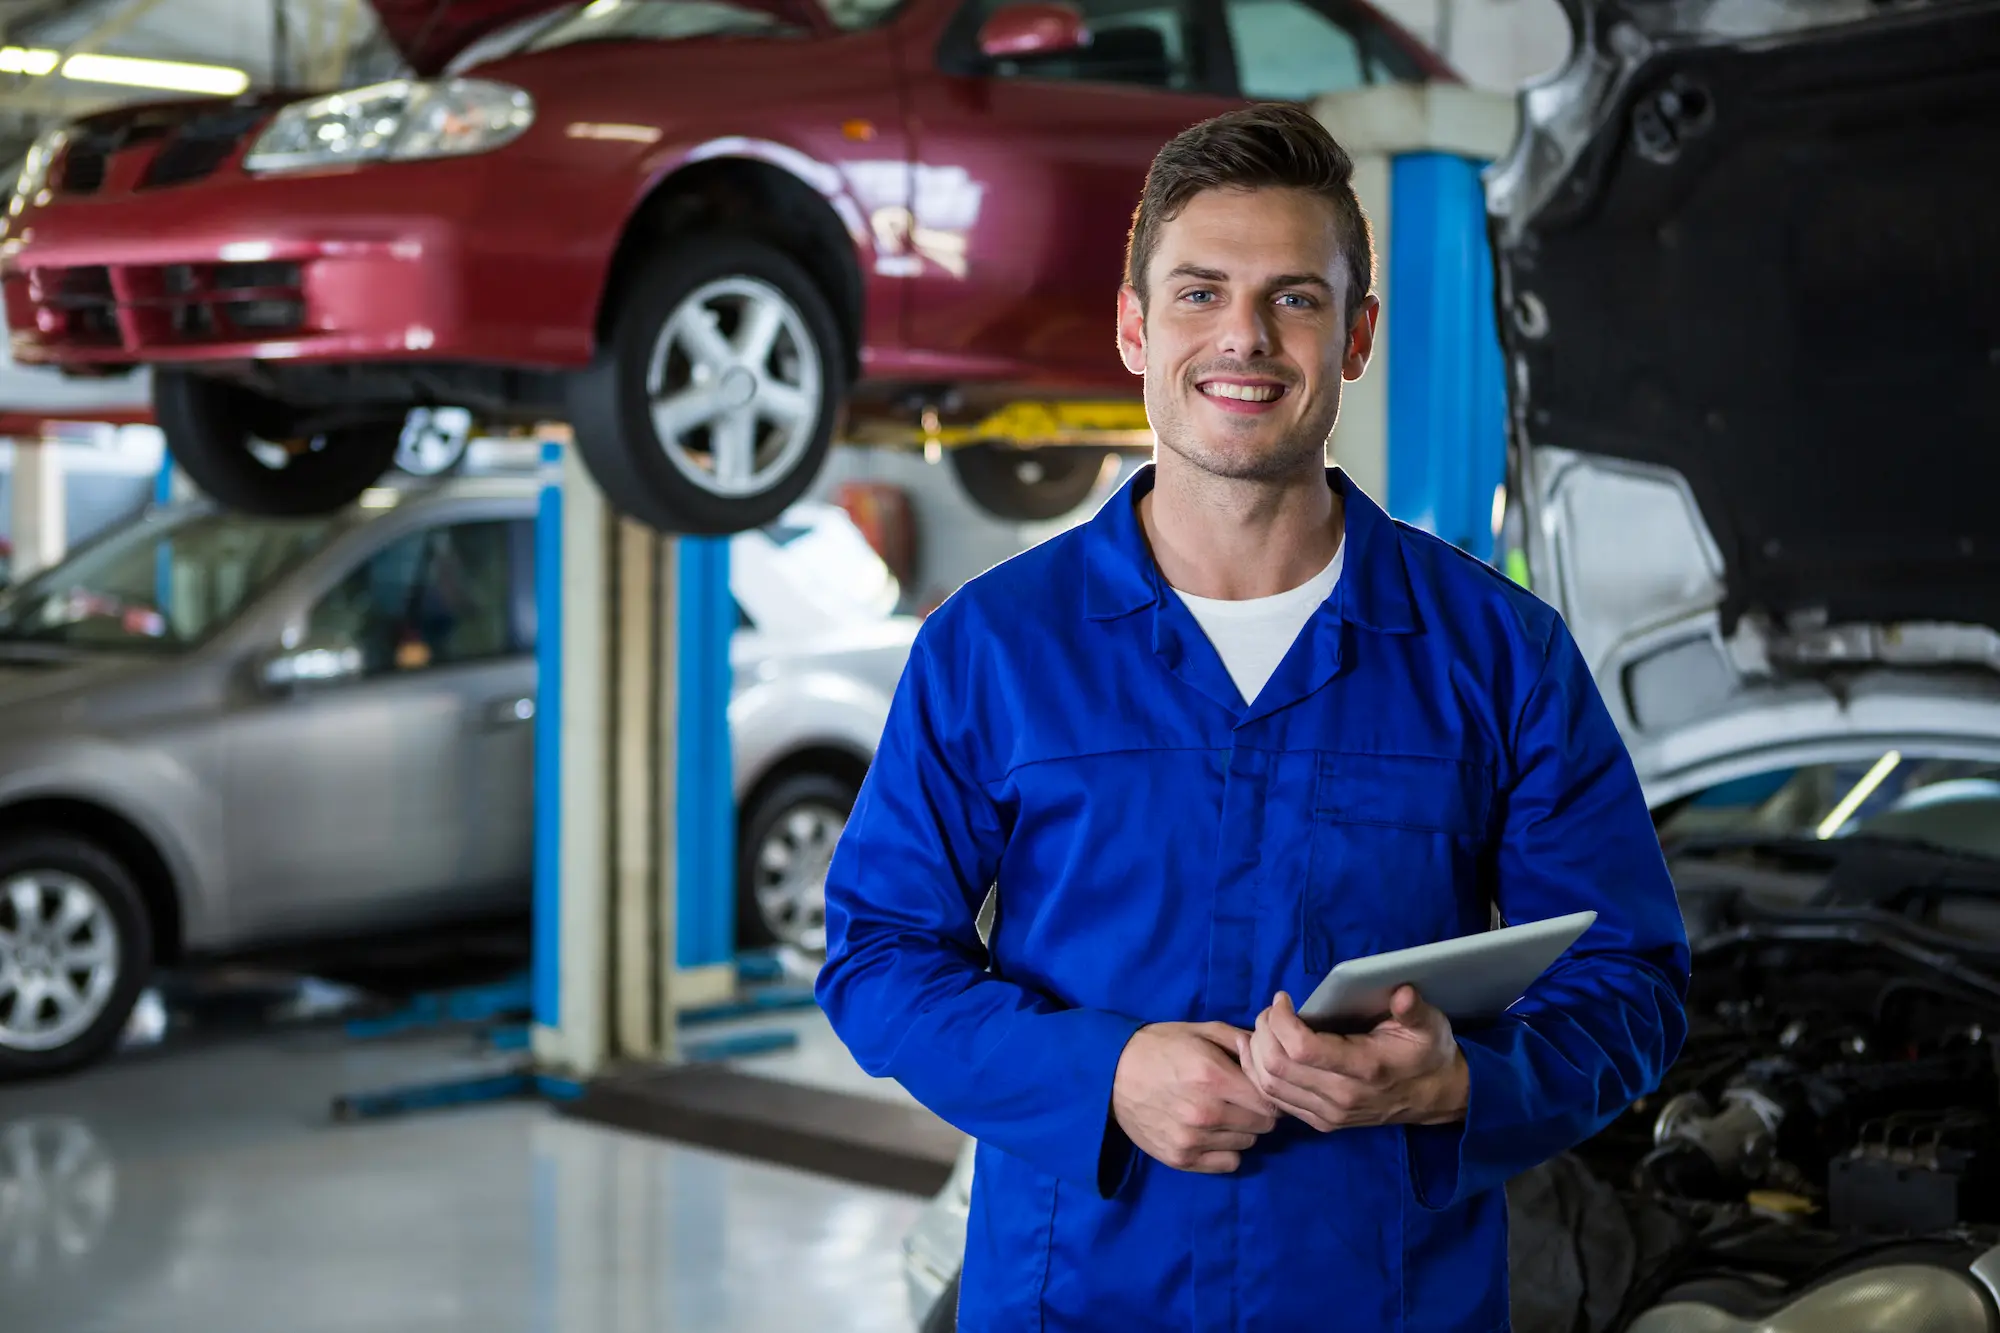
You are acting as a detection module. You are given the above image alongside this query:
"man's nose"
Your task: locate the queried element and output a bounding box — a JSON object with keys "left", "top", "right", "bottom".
{"left": 1215, "top": 300, "right": 1273, "bottom": 360}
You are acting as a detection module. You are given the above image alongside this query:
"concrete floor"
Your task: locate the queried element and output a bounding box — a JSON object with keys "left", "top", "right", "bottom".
{"left": 0, "top": 1025, "right": 925, "bottom": 1333}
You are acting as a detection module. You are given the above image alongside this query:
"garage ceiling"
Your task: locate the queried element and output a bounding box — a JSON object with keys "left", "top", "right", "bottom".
{"left": 0, "top": 0, "right": 411, "bottom": 162}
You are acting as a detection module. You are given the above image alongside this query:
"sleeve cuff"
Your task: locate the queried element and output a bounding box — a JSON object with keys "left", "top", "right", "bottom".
{"left": 1405, "top": 1032, "right": 1519, "bottom": 1211}
{"left": 1098, "top": 1116, "right": 1139, "bottom": 1198}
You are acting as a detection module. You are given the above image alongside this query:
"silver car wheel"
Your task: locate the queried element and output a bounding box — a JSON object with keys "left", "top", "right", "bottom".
{"left": 753, "top": 802, "right": 844, "bottom": 952}
{"left": 645, "top": 276, "right": 823, "bottom": 500}
{"left": 0, "top": 873, "right": 120, "bottom": 1053}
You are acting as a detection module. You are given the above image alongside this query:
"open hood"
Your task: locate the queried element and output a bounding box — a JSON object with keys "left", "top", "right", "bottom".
{"left": 368, "top": 1, "right": 574, "bottom": 75}
{"left": 1489, "top": 0, "right": 2000, "bottom": 795}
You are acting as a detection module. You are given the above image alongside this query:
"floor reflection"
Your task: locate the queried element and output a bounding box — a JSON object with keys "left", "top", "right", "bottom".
{"left": 0, "top": 1034, "right": 924, "bottom": 1332}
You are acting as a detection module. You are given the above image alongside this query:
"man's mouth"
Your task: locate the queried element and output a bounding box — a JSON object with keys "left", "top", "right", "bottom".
{"left": 1197, "top": 379, "right": 1289, "bottom": 409}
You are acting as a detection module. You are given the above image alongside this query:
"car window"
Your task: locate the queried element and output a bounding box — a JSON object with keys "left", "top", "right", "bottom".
{"left": 1225, "top": 0, "right": 1365, "bottom": 99}
{"left": 816, "top": 0, "right": 905, "bottom": 30}
{"left": 972, "top": 0, "right": 1201, "bottom": 91}
{"left": 526, "top": 0, "right": 808, "bottom": 48}
{"left": 0, "top": 510, "right": 338, "bottom": 651}
{"left": 307, "top": 521, "right": 517, "bottom": 677}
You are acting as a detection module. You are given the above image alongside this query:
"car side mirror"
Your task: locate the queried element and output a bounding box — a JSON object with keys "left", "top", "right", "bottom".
{"left": 257, "top": 638, "right": 364, "bottom": 691}
{"left": 977, "top": 2, "right": 1090, "bottom": 59}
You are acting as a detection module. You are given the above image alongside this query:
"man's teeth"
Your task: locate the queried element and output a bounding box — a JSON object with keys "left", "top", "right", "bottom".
{"left": 1202, "top": 383, "right": 1281, "bottom": 402}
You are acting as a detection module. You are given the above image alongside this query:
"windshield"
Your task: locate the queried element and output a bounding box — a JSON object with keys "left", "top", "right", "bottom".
{"left": 526, "top": 0, "right": 809, "bottom": 48}
{"left": 0, "top": 509, "right": 340, "bottom": 651}
{"left": 1659, "top": 754, "right": 2000, "bottom": 864}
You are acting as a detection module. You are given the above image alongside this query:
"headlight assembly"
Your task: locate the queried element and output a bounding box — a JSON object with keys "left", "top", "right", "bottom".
{"left": 242, "top": 79, "right": 532, "bottom": 173}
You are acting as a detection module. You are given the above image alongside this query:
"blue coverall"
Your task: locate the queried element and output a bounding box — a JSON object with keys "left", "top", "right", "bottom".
{"left": 818, "top": 466, "right": 1691, "bottom": 1331}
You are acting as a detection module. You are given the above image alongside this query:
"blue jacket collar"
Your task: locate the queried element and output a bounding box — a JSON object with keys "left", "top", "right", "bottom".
{"left": 1083, "top": 463, "right": 1418, "bottom": 635}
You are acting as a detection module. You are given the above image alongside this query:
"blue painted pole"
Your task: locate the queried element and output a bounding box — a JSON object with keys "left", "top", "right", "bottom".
{"left": 676, "top": 535, "right": 736, "bottom": 970}
{"left": 1385, "top": 153, "right": 1509, "bottom": 565}
{"left": 153, "top": 446, "right": 174, "bottom": 618}
{"left": 532, "top": 439, "right": 564, "bottom": 1029}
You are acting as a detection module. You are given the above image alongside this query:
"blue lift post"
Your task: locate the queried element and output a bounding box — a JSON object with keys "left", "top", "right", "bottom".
{"left": 1384, "top": 151, "right": 1510, "bottom": 567}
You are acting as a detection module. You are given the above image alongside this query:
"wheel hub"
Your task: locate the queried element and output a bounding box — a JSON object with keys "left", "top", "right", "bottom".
{"left": 719, "top": 366, "right": 758, "bottom": 411}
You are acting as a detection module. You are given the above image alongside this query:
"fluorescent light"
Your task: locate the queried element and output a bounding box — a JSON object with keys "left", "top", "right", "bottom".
{"left": 61, "top": 53, "right": 250, "bottom": 96}
{"left": 1816, "top": 749, "right": 1902, "bottom": 839}
{"left": 0, "top": 47, "right": 59, "bottom": 75}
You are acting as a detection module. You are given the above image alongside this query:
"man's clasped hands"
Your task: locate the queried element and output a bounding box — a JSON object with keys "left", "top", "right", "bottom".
{"left": 1110, "top": 987, "right": 1472, "bottom": 1174}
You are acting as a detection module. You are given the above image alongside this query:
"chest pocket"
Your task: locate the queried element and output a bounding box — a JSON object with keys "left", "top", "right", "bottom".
{"left": 1302, "top": 751, "right": 1496, "bottom": 975}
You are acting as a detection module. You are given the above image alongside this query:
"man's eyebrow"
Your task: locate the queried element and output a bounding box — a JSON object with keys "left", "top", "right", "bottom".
{"left": 1161, "top": 264, "right": 1334, "bottom": 292}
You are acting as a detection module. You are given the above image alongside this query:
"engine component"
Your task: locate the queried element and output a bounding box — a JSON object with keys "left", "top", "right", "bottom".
{"left": 1646, "top": 1084, "right": 1788, "bottom": 1198}
{"left": 1627, "top": 1261, "right": 1996, "bottom": 1333}
{"left": 1829, "top": 1111, "right": 1999, "bottom": 1233}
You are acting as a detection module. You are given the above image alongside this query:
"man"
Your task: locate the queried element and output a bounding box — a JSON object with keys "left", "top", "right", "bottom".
{"left": 818, "top": 105, "right": 1689, "bottom": 1331}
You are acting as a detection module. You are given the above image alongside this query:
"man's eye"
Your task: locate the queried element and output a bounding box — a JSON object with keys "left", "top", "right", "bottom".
{"left": 1181, "top": 289, "right": 1215, "bottom": 305}
{"left": 1276, "top": 293, "right": 1317, "bottom": 309}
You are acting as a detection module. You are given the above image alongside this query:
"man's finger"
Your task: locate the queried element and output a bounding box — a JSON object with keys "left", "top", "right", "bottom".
{"left": 1268, "top": 992, "right": 1331, "bottom": 1064}
{"left": 1262, "top": 1086, "right": 1338, "bottom": 1134}
{"left": 1187, "top": 1150, "right": 1243, "bottom": 1175}
{"left": 1189, "top": 1022, "right": 1252, "bottom": 1052}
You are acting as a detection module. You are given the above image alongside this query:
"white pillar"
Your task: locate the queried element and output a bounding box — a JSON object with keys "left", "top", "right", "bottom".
{"left": 9, "top": 436, "right": 65, "bottom": 580}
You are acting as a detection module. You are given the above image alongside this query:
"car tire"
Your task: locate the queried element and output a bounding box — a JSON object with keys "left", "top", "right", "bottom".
{"left": 921, "top": 1271, "right": 960, "bottom": 1333}
{"left": 153, "top": 371, "right": 401, "bottom": 517}
{"left": 949, "top": 443, "right": 1112, "bottom": 523}
{"left": 0, "top": 834, "right": 151, "bottom": 1080}
{"left": 737, "top": 772, "right": 855, "bottom": 952}
{"left": 568, "top": 236, "right": 843, "bottom": 535}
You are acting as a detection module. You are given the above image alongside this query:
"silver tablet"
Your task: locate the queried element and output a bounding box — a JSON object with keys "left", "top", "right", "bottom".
{"left": 1296, "top": 910, "right": 1597, "bottom": 1034}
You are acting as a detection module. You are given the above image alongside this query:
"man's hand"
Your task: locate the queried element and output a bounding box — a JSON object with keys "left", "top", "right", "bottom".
{"left": 1239, "top": 988, "right": 1469, "bottom": 1132}
{"left": 1112, "top": 1022, "right": 1279, "bottom": 1174}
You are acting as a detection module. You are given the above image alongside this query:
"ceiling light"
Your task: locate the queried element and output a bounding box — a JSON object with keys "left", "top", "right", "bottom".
{"left": 61, "top": 53, "right": 250, "bottom": 96}
{"left": 0, "top": 47, "right": 59, "bottom": 76}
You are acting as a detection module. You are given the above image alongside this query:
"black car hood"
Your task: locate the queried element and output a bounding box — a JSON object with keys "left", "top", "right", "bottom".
{"left": 1489, "top": 0, "right": 2000, "bottom": 634}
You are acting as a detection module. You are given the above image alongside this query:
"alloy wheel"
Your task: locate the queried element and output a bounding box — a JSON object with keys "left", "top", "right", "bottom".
{"left": 645, "top": 276, "right": 822, "bottom": 499}
{"left": 752, "top": 802, "right": 844, "bottom": 952}
{"left": 0, "top": 873, "right": 120, "bottom": 1053}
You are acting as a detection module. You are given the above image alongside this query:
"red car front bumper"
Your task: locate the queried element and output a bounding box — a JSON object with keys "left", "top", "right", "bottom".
{"left": 3, "top": 152, "right": 612, "bottom": 373}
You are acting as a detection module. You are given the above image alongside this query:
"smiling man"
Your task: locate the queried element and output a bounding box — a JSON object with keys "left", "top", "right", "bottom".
{"left": 818, "top": 106, "right": 1691, "bottom": 1331}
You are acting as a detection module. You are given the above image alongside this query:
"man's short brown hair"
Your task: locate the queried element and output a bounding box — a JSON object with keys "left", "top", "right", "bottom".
{"left": 1124, "top": 104, "right": 1374, "bottom": 321}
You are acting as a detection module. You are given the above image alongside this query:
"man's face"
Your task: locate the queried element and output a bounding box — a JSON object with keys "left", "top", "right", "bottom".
{"left": 1117, "top": 186, "right": 1378, "bottom": 483}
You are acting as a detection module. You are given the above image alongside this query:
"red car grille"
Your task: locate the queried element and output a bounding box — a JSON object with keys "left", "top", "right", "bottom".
{"left": 22, "top": 261, "right": 306, "bottom": 348}
{"left": 56, "top": 103, "right": 269, "bottom": 196}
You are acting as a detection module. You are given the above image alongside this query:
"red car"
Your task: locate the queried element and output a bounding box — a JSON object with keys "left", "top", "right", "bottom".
{"left": 0, "top": 0, "right": 1449, "bottom": 532}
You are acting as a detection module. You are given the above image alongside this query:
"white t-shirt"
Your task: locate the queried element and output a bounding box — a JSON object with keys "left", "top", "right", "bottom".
{"left": 1172, "top": 544, "right": 1344, "bottom": 705}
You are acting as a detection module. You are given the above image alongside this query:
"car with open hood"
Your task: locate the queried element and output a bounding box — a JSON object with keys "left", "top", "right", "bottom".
{"left": 902, "top": 0, "right": 2000, "bottom": 1326}
{"left": 0, "top": 0, "right": 1447, "bottom": 535}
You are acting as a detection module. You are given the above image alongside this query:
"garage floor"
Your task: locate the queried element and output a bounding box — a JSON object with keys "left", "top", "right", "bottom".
{"left": 0, "top": 1027, "right": 925, "bottom": 1333}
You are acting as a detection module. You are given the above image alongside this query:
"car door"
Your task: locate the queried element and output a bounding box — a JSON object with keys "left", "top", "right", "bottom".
{"left": 219, "top": 514, "right": 534, "bottom": 940}
{"left": 897, "top": 0, "right": 1243, "bottom": 390}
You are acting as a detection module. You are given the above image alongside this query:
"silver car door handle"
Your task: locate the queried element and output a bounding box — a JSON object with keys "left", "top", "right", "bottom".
{"left": 482, "top": 696, "right": 536, "bottom": 728}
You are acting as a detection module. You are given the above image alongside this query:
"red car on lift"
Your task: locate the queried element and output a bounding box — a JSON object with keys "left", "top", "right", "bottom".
{"left": 0, "top": 0, "right": 1449, "bottom": 533}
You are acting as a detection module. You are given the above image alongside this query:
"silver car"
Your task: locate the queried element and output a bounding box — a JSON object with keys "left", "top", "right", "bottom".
{"left": 0, "top": 476, "right": 914, "bottom": 1076}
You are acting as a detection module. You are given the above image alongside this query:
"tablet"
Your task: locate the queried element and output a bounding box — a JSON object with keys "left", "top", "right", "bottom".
{"left": 1296, "top": 910, "right": 1597, "bottom": 1034}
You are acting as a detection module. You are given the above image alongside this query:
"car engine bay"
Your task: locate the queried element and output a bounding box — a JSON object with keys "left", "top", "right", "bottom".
{"left": 1517, "top": 834, "right": 2000, "bottom": 1331}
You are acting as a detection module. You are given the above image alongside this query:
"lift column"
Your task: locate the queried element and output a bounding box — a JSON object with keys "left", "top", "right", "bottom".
{"left": 529, "top": 435, "right": 739, "bottom": 1079}
{"left": 1315, "top": 83, "right": 1518, "bottom": 556}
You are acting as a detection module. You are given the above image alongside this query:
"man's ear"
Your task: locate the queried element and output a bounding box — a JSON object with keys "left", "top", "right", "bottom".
{"left": 1342, "top": 294, "right": 1381, "bottom": 383}
{"left": 1117, "top": 285, "right": 1146, "bottom": 375}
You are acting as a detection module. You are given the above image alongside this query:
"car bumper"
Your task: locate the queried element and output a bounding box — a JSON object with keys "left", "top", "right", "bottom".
{"left": 1, "top": 156, "right": 609, "bottom": 372}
